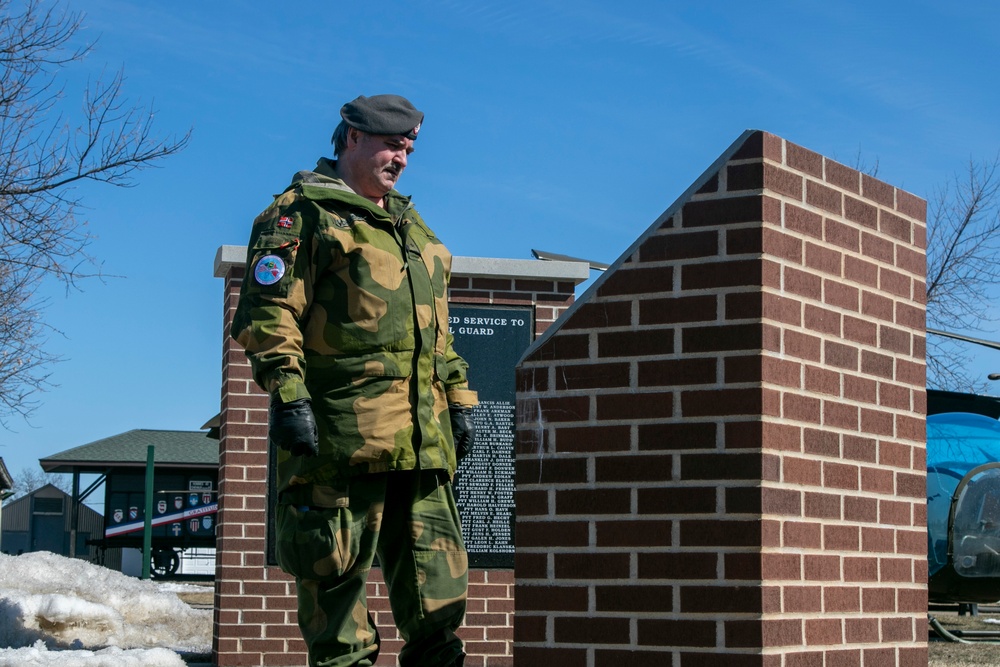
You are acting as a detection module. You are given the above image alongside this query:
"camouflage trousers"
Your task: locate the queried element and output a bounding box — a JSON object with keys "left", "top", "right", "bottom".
{"left": 275, "top": 470, "right": 468, "bottom": 667}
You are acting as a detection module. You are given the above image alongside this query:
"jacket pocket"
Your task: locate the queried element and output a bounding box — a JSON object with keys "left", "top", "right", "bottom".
{"left": 305, "top": 351, "right": 413, "bottom": 385}
{"left": 434, "top": 355, "right": 449, "bottom": 382}
{"left": 275, "top": 503, "right": 353, "bottom": 580}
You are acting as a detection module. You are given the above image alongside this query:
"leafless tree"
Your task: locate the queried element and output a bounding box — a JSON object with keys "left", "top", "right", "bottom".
{"left": 925, "top": 156, "right": 1000, "bottom": 392}
{"left": 0, "top": 0, "right": 189, "bottom": 424}
{"left": 9, "top": 464, "right": 70, "bottom": 500}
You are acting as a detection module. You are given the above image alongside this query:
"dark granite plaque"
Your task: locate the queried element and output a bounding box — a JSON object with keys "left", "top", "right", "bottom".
{"left": 449, "top": 304, "right": 533, "bottom": 568}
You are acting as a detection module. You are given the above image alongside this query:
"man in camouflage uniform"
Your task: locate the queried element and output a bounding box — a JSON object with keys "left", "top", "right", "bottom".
{"left": 232, "top": 94, "right": 477, "bottom": 667}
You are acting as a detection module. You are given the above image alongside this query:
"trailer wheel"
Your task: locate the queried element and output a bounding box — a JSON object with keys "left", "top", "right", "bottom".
{"left": 151, "top": 548, "right": 180, "bottom": 579}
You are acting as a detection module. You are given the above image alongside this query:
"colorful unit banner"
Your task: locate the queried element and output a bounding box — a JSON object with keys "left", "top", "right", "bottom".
{"left": 104, "top": 502, "right": 219, "bottom": 538}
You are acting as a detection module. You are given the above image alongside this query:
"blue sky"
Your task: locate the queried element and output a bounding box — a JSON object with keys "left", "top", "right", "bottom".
{"left": 2, "top": 0, "right": 1000, "bottom": 481}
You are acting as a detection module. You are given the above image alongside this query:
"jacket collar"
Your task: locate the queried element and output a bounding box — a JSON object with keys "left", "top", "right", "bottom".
{"left": 289, "top": 158, "right": 410, "bottom": 221}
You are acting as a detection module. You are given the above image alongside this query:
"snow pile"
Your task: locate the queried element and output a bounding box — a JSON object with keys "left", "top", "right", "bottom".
{"left": 0, "top": 551, "right": 211, "bottom": 666}
{"left": 0, "top": 641, "right": 186, "bottom": 666}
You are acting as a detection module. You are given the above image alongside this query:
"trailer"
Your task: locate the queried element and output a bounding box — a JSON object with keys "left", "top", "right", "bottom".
{"left": 101, "top": 469, "right": 218, "bottom": 577}
{"left": 39, "top": 429, "right": 219, "bottom": 579}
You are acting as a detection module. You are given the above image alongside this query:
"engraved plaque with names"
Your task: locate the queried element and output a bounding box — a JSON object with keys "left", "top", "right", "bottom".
{"left": 450, "top": 304, "right": 532, "bottom": 568}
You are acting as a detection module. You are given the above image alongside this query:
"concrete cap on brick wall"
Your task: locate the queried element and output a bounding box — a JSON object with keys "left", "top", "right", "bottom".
{"left": 451, "top": 256, "right": 589, "bottom": 282}
{"left": 214, "top": 245, "right": 248, "bottom": 278}
{"left": 214, "top": 246, "right": 591, "bottom": 283}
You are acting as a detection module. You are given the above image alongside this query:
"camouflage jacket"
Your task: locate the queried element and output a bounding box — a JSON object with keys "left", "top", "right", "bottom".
{"left": 232, "top": 158, "right": 477, "bottom": 499}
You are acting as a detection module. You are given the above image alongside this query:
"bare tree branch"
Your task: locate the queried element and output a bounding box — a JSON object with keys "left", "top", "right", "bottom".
{"left": 8, "top": 465, "right": 71, "bottom": 501}
{"left": 925, "top": 156, "right": 1000, "bottom": 392}
{"left": 0, "top": 0, "right": 190, "bottom": 423}
{"left": 849, "top": 145, "right": 879, "bottom": 178}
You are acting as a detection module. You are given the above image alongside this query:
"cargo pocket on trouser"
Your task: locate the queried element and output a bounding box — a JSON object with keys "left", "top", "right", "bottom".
{"left": 410, "top": 476, "right": 469, "bottom": 622}
{"left": 275, "top": 504, "right": 354, "bottom": 580}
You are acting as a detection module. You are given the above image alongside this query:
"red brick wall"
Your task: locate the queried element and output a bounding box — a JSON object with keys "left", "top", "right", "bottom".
{"left": 514, "top": 130, "right": 927, "bottom": 666}
{"left": 214, "top": 259, "right": 577, "bottom": 666}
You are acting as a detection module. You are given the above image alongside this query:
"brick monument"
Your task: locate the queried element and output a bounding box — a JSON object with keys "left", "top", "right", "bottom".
{"left": 514, "top": 130, "right": 928, "bottom": 666}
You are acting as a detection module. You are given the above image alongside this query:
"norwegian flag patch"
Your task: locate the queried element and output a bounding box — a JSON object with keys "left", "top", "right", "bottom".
{"left": 277, "top": 216, "right": 294, "bottom": 228}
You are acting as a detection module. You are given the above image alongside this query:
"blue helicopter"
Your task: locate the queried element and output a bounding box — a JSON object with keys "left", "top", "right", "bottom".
{"left": 927, "top": 404, "right": 1000, "bottom": 602}
{"left": 926, "top": 328, "right": 1000, "bottom": 604}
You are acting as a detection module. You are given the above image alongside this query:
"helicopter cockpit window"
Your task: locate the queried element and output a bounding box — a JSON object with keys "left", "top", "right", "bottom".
{"left": 952, "top": 468, "right": 1000, "bottom": 577}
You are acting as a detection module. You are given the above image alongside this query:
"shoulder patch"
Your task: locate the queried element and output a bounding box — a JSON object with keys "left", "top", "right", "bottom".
{"left": 254, "top": 255, "right": 286, "bottom": 285}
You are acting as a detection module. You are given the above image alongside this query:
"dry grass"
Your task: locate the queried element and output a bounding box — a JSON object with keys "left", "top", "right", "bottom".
{"left": 175, "top": 584, "right": 215, "bottom": 608}
{"left": 929, "top": 607, "right": 1000, "bottom": 666}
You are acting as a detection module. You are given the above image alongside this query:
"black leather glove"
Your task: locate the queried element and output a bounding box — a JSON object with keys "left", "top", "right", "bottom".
{"left": 269, "top": 398, "right": 319, "bottom": 457}
{"left": 449, "top": 405, "right": 476, "bottom": 462}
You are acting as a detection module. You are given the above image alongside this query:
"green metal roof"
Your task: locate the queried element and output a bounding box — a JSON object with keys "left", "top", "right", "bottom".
{"left": 39, "top": 430, "right": 219, "bottom": 473}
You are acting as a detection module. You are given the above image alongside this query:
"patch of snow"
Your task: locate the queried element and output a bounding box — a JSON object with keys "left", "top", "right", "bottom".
{"left": 152, "top": 582, "right": 210, "bottom": 595}
{"left": 0, "top": 552, "right": 211, "bottom": 666}
{"left": 0, "top": 641, "right": 186, "bottom": 666}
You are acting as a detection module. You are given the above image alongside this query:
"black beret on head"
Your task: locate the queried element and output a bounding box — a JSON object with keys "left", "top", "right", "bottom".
{"left": 340, "top": 94, "right": 424, "bottom": 140}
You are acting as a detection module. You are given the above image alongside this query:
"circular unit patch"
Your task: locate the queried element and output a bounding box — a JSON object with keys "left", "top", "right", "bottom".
{"left": 254, "top": 254, "right": 286, "bottom": 286}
